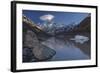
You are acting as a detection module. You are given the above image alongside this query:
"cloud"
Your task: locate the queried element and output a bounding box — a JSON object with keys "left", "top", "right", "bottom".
{"left": 40, "top": 14, "right": 54, "bottom": 21}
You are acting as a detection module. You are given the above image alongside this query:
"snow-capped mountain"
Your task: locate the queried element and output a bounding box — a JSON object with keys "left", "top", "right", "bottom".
{"left": 23, "top": 14, "right": 90, "bottom": 36}
{"left": 41, "top": 22, "right": 77, "bottom": 35}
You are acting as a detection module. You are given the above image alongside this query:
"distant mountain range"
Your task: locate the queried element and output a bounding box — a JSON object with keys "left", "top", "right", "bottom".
{"left": 23, "top": 14, "right": 91, "bottom": 36}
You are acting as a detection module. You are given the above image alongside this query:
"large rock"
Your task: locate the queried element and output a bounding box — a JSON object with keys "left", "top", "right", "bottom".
{"left": 24, "top": 30, "right": 39, "bottom": 48}
{"left": 23, "top": 30, "right": 56, "bottom": 61}
{"left": 33, "top": 44, "right": 56, "bottom": 61}
{"left": 23, "top": 48, "right": 34, "bottom": 62}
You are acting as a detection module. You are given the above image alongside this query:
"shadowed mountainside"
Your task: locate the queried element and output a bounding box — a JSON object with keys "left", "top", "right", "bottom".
{"left": 73, "top": 15, "right": 91, "bottom": 32}
{"left": 23, "top": 15, "right": 51, "bottom": 41}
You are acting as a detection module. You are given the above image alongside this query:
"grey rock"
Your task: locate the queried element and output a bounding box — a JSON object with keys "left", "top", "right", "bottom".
{"left": 33, "top": 44, "right": 56, "bottom": 61}
{"left": 24, "top": 30, "right": 39, "bottom": 48}
{"left": 23, "top": 48, "right": 34, "bottom": 62}
{"left": 23, "top": 30, "right": 56, "bottom": 61}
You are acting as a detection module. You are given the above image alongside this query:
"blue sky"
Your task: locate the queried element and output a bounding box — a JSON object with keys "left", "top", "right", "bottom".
{"left": 23, "top": 10, "right": 89, "bottom": 26}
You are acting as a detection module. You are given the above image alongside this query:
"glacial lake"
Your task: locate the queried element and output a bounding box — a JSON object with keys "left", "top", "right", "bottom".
{"left": 41, "top": 35, "right": 90, "bottom": 61}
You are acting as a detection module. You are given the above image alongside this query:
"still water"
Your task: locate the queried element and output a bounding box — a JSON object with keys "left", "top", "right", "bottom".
{"left": 41, "top": 36, "right": 90, "bottom": 61}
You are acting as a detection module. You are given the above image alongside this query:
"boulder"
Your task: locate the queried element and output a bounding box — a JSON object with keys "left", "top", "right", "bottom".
{"left": 23, "top": 30, "right": 56, "bottom": 61}
{"left": 23, "top": 48, "right": 34, "bottom": 62}
{"left": 33, "top": 44, "right": 56, "bottom": 61}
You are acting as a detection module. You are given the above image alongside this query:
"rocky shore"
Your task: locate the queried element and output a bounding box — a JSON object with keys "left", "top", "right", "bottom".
{"left": 23, "top": 30, "right": 56, "bottom": 62}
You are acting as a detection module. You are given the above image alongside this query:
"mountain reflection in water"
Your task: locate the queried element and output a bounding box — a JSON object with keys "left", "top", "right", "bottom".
{"left": 41, "top": 36, "right": 90, "bottom": 61}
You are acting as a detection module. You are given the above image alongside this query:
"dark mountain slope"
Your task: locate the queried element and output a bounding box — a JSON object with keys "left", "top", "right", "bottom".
{"left": 23, "top": 15, "right": 51, "bottom": 41}
{"left": 73, "top": 16, "right": 91, "bottom": 32}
